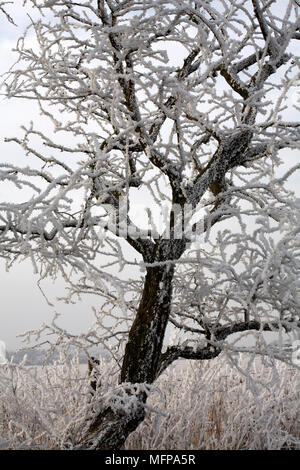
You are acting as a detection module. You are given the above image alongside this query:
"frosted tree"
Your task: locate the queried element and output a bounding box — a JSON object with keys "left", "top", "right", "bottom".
{"left": 1, "top": 0, "right": 300, "bottom": 449}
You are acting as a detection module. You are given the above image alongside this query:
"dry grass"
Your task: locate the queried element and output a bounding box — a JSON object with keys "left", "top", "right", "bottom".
{"left": 125, "top": 354, "right": 300, "bottom": 450}
{"left": 0, "top": 353, "right": 299, "bottom": 449}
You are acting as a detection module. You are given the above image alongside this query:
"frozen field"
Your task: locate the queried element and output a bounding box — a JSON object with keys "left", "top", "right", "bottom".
{"left": 0, "top": 353, "right": 299, "bottom": 450}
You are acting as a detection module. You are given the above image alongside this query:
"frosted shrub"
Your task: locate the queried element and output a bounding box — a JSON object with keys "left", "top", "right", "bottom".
{"left": 126, "top": 354, "right": 300, "bottom": 450}
{"left": 0, "top": 352, "right": 299, "bottom": 450}
{"left": 0, "top": 355, "right": 91, "bottom": 449}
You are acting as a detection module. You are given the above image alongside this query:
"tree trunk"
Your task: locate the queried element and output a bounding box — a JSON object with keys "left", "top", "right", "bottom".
{"left": 77, "top": 263, "right": 175, "bottom": 450}
{"left": 121, "top": 263, "right": 175, "bottom": 384}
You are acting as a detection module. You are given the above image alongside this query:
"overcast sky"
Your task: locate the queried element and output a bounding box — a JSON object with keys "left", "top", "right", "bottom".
{"left": 0, "top": 5, "right": 100, "bottom": 350}
{"left": 0, "top": 2, "right": 299, "bottom": 351}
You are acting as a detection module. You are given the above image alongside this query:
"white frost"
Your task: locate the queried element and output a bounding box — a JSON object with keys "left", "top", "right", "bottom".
{"left": 0, "top": 340, "right": 7, "bottom": 364}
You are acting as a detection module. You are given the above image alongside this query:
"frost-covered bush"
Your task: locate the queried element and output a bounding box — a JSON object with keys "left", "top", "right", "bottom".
{"left": 0, "top": 355, "right": 90, "bottom": 449}
{"left": 126, "top": 354, "right": 300, "bottom": 450}
{"left": 0, "top": 353, "right": 299, "bottom": 450}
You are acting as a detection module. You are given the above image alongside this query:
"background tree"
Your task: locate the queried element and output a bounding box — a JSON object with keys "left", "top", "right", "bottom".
{"left": 1, "top": 0, "right": 300, "bottom": 449}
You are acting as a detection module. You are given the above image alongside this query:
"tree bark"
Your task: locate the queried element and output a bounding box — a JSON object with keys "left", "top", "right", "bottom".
{"left": 121, "top": 263, "right": 175, "bottom": 384}
{"left": 77, "top": 262, "right": 175, "bottom": 450}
